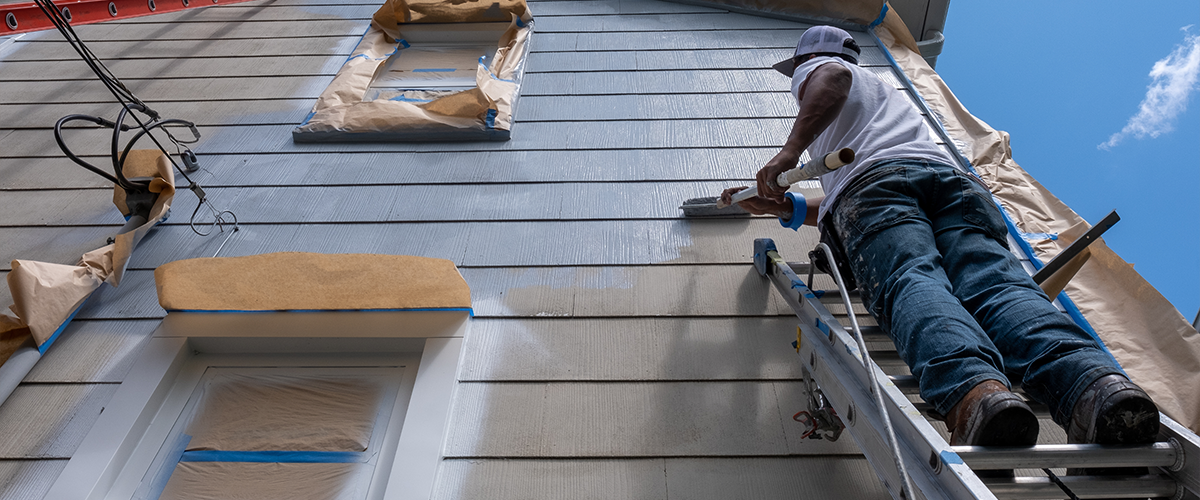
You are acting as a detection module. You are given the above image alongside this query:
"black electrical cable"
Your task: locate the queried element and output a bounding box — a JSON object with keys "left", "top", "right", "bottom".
{"left": 1042, "top": 468, "right": 1080, "bottom": 500}
{"left": 34, "top": 0, "right": 237, "bottom": 236}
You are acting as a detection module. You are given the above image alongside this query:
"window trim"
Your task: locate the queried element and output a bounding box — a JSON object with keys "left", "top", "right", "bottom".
{"left": 46, "top": 310, "right": 469, "bottom": 500}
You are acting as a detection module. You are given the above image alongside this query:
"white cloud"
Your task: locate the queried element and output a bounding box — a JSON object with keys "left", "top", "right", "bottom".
{"left": 1100, "top": 28, "right": 1200, "bottom": 150}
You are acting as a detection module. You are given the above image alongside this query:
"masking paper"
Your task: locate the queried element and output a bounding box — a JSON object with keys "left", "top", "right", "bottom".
{"left": 1, "top": 150, "right": 175, "bottom": 350}
{"left": 292, "top": 0, "right": 532, "bottom": 142}
{"left": 155, "top": 252, "right": 471, "bottom": 312}
{"left": 875, "top": 7, "right": 1200, "bottom": 432}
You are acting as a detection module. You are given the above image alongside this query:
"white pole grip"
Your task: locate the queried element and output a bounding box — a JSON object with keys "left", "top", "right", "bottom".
{"left": 714, "top": 148, "right": 855, "bottom": 209}
{"left": 775, "top": 148, "right": 855, "bottom": 188}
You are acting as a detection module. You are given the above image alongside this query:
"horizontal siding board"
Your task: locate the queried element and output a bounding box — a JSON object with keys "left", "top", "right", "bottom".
{"left": 110, "top": 4, "right": 378, "bottom": 23}
{"left": 5, "top": 36, "right": 362, "bottom": 61}
{"left": 464, "top": 265, "right": 792, "bottom": 318}
{"left": 0, "top": 99, "right": 315, "bottom": 129}
{"left": 0, "top": 460, "right": 69, "bottom": 500}
{"left": 567, "top": 27, "right": 878, "bottom": 51}
{"left": 434, "top": 458, "right": 669, "bottom": 500}
{"left": 0, "top": 182, "right": 823, "bottom": 225}
{"left": 0, "top": 75, "right": 334, "bottom": 104}
{"left": 458, "top": 317, "right": 836, "bottom": 381}
{"left": 0, "top": 47, "right": 887, "bottom": 82}
{"left": 523, "top": 69, "right": 793, "bottom": 95}
{"left": 1, "top": 218, "right": 822, "bottom": 272}
{"left": 0, "top": 148, "right": 789, "bottom": 189}
{"left": 0, "top": 384, "right": 118, "bottom": 458}
{"left": 67, "top": 264, "right": 808, "bottom": 319}
{"left": 443, "top": 381, "right": 860, "bottom": 456}
{"left": 664, "top": 457, "right": 888, "bottom": 499}
{"left": 0, "top": 66, "right": 872, "bottom": 103}
{"left": 25, "top": 320, "right": 157, "bottom": 383}
{"left": 534, "top": 13, "right": 807, "bottom": 32}
{"left": 432, "top": 457, "right": 886, "bottom": 500}
{"left": 23, "top": 18, "right": 368, "bottom": 42}
{"left": 0, "top": 91, "right": 816, "bottom": 129}
{"left": 0, "top": 55, "right": 347, "bottom": 81}
{"left": 0, "top": 119, "right": 797, "bottom": 157}
{"left": 526, "top": 0, "right": 725, "bottom": 16}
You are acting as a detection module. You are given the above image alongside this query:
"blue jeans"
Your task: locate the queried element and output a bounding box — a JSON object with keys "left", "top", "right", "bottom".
{"left": 826, "top": 160, "right": 1120, "bottom": 426}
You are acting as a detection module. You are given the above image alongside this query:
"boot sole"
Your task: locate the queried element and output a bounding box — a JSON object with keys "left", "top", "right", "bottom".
{"left": 977, "top": 405, "right": 1040, "bottom": 447}
{"left": 1092, "top": 392, "right": 1160, "bottom": 445}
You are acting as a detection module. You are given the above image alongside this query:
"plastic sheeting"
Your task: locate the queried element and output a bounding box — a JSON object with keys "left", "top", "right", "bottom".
{"left": 185, "top": 374, "right": 388, "bottom": 453}
{"left": 158, "top": 462, "right": 372, "bottom": 500}
{"left": 291, "top": 0, "right": 533, "bottom": 142}
{"left": 154, "top": 252, "right": 472, "bottom": 312}
{"left": 872, "top": 7, "right": 1200, "bottom": 432}
{"left": 0, "top": 150, "right": 175, "bottom": 352}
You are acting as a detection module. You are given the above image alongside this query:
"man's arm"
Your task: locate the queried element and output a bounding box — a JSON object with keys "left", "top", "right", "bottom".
{"left": 757, "top": 61, "right": 852, "bottom": 203}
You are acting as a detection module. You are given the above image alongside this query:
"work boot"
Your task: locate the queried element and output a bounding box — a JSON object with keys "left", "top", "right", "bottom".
{"left": 1066, "top": 374, "right": 1159, "bottom": 477}
{"left": 945, "top": 379, "right": 1040, "bottom": 447}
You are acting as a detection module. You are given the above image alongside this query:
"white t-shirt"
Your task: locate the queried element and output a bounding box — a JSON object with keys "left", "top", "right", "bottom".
{"left": 791, "top": 56, "right": 959, "bottom": 221}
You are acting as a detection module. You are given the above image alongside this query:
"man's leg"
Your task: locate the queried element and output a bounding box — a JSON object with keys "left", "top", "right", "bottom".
{"left": 830, "top": 163, "right": 1038, "bottom": 447}
{"left": 925, "top": 165, "right": 1159, "bottom": 450}
{"left": 924, "top": 165, "right": 1121, "bottom": 426}
{"left": 830, "top": 164, "right": 1008, "bottom": 416}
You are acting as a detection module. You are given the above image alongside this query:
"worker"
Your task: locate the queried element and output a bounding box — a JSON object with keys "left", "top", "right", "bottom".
{"left": 721, "top": 26, "right": 1160, "bottom": 450}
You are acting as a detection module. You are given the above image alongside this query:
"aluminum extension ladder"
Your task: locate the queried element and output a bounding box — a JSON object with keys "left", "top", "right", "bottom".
{"left": 752, "top": 238, "right": 1200, "bottom": 500}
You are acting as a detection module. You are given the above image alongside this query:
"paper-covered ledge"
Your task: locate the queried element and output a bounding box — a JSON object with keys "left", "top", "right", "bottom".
{"left": 155, "top": 253, "right": 471, "bottom": 312}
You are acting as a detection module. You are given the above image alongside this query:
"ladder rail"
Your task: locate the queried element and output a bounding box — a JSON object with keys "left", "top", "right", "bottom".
{"left": 755, "top": 238, "right": 992, "bottom": 500}
{"left": 814, "top": 242, "right": 916, "bottom": 500}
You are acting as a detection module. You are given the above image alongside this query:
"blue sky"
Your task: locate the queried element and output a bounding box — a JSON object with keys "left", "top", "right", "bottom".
{"left": 935, "top": 1, "right": 1200, "bottom": 322}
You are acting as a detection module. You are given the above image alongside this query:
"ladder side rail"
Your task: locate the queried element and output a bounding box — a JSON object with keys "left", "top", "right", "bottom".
{"left": 758, "top": 244, "right": 993, "bottom": 500}
{"left": 1160, "top": 414, "right": 1200, "bottom": 497}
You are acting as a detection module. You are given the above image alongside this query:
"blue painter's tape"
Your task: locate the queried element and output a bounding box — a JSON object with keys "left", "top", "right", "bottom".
{"left": 346, "top": 53, "right": 370, "bottom": 62}
{"left": 485, "top": 108, "right": 497, "bottom": 129}
{"left": 180, "top": 450, "right": 364, "bottom": 463}
{"left": 169, "top": 307, "right": 474, "bottom": 317}
{"left": 39, "top": 297, "right": 90, "bottom": 354}
{"left": 816, "top": 319, "right": 831, "bottom": 337}
{"left": 515, "top": 17, "right": 526, "bottom": 28}
{"left": 869, "top": 3, "right": 888, "bottom": 27}
{"left": 389, "top": 96, "right": 433, "bottom": 103}
{"left": 398, "top": 38, "right": 410, "bottom": 49}
{"left": 1021, "top": 232, "right": 1058, "bottom": 242}
{"left": 939, "top": 450, "right": 964, "bottom": 465}
{"left": 413, "top": 68, "right": 456, "bottom": 73}
{"left": 804, "top": 292, "right": 816, "bottom": 299}
{"left": 813, "top": 290, "right": 825, "bottom": 299}
{"left": 791, "top": 279, "right": 806, "bottom": 290}
{"left": 299, "top": 110, "right": 316, "bottom": 127}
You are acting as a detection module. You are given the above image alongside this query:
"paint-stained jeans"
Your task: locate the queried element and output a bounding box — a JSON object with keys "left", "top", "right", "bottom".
{"left": 827, "top": 159, "right": 1120, "bottom": 426}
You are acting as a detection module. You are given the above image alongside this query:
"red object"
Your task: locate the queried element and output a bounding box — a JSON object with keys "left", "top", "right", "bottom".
{"left": 3, "top": 0, "right": 256, "bottom": 35}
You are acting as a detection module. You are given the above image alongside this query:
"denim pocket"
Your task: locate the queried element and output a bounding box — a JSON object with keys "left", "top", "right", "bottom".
{"left": 833, "top": 166, "right": 920, "bottom": 240}
{"left": 959, "top": 175, "right": 1009, "bottom": 244}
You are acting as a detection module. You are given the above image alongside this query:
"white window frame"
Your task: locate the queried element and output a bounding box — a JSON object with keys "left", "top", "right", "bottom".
{"left": 46, "top": 310, "right": 469, "bottom": 500}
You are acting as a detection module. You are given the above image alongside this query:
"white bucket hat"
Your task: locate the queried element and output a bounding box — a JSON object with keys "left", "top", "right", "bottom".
{"left": 771, "top": 25, "right": 861, "bottom": 76}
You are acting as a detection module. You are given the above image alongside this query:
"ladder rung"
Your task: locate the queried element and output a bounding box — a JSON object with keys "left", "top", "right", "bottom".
{"left": 984, "top": 474, "right": 1178, "bottom": 499}
{"left": 954, "top": 442, "right": 1180, "bottom": 470}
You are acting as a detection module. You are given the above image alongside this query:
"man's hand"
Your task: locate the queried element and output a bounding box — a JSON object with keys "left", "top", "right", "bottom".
{"left": 720, "top": 186, "right": 793, "bottom": 218}
{"left": 756, "top": 150, "right": 800, "bottom": 203}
